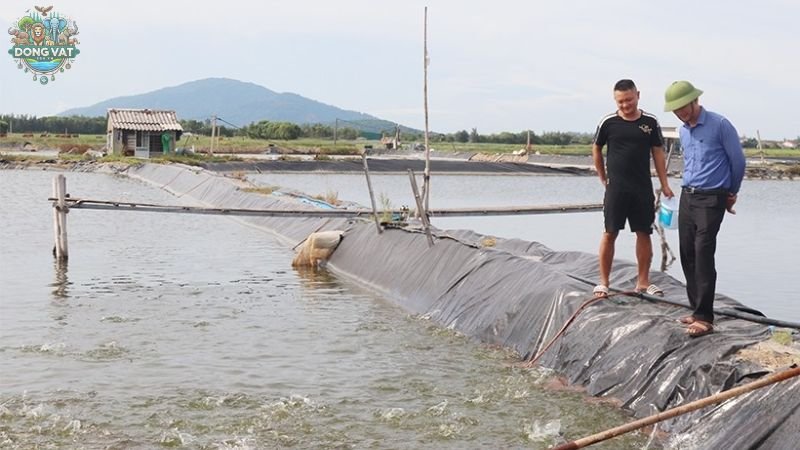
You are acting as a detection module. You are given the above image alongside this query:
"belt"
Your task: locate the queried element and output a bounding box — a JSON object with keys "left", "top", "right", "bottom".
{"left": 682, "top": 186, "right": 729, "bottom": 195}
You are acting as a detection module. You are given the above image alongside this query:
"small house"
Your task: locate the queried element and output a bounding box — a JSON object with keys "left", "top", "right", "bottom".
{"left": 662, "top": 126, "right": 680, "bottom": 154}
{"left": 107, "top": 108, "right": 183, "bottom": 157}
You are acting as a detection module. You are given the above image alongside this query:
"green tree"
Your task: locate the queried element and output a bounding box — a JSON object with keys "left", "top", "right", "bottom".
{"left": 0, "top": 120, "right": 8, "bottom": 134}
{"left": 454, "top": 130, "right": 469, "bottom": 143}
{"left": 469, "top": 128, "right": 479, "bottom": 143}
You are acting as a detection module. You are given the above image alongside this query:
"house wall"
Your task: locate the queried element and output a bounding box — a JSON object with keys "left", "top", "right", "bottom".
{"left": 109, "top": 128, "right": 126, "bottom": 155}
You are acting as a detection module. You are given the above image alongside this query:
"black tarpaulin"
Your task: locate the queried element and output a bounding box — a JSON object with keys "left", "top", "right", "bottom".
{"left": 126, "top": 163, "right": 799, "bottom": 449}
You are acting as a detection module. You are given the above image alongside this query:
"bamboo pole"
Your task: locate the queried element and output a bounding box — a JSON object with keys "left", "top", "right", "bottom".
{"left": 362, "top": 153, "right": 383, "bottom": 234}
{"left": 551, "top": 365, "right": 800, "bottom": 450}
{"left": 52, "top": 176, "right": 60, "bottom": 258}
{"left": 656, "top": 140, "right": 676, "bottom": 271}
{"left": 54, "top": 197, "right": 603, "bottom": 218}
{"left": 421, "top": 6, "right": 432, "bottom": 212}
{"left": 408, "top": 169, "right": 434, "bottom": 247}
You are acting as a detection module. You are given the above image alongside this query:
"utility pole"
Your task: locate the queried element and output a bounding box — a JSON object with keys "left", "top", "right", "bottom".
{"left": 526, "top": 130, "right": 531, "bottom": 152}
{"left": 210, "top": 115, "right": 217, "bottom": 156}
{"left": 333, "top": 118, "right": 338, "bottom": 149}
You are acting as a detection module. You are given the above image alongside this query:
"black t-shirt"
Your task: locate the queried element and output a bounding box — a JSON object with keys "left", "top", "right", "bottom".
{"left": 593, "top": 111, "right": 663, "bottom": 192}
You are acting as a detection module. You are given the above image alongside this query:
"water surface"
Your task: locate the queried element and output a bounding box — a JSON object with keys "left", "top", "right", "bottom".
{"left": 1, "top": 170, "right": 655, "bottom": 449}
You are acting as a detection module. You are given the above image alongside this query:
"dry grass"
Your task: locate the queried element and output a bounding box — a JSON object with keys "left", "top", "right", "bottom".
{"left": 312, "top": 189, "right": 340, "bottom": 206}
{"left": 241, "top": 186, "right": 279, "bottom": 195}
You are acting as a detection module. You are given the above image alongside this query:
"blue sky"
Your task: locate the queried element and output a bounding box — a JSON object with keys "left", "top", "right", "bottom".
{"left": 2, "top": 0, "right": 798, "bottom": 140}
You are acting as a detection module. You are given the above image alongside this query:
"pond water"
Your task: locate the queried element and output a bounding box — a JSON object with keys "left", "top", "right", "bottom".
{"left": 1, "top": 170, "right": 656, "bottom": 449}
{"left": 253, "top": 172, "right": 800, "bottom": 321}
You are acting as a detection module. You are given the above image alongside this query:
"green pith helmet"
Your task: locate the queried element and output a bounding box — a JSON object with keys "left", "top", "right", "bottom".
{"left": 664, "top": 81, "right": 703, "bottom": 112}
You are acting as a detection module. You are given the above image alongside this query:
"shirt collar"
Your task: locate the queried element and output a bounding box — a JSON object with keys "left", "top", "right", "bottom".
{"left": 681, "top": 106, "right": 707, "bottom": 130}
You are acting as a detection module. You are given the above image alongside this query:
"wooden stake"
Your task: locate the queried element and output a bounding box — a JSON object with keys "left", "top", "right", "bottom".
{"left": 551, "top": 365, "right": 800, "bottom": 450}
{"left": 362, "top": 153, "right": 383, "bottom": 234}
{"left": 408, "top": 169, "right": 434, "bottom": 247}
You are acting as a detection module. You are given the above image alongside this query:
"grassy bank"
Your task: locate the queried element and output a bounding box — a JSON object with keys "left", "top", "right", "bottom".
{"left": 1, "top": 133, "right": 799, "bottom": 158}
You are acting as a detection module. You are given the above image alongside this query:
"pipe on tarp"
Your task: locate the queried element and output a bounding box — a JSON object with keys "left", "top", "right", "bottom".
{"left": 550, "top": 364, "right": 800, "bottom": 450}
{"left": 565, "top": 273, "right": 800, "bottom": 330}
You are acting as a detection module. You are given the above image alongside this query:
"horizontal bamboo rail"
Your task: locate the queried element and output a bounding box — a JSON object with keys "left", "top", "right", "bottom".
{"left": 50, "top": 198, "right": 603, "bottom": 218}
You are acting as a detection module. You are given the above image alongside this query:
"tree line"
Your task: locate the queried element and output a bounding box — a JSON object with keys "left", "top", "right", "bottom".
{"left": 0, "top": 114, "right": 594, "bottom": 145}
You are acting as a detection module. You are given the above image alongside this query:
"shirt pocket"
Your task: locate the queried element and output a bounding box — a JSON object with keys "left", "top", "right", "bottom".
{"left": 695, "top": 193, "right": 725, "bottom": 209}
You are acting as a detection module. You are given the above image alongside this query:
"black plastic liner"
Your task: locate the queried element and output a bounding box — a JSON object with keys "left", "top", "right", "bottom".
{"left": 126, "top": 164, "right": 799, "bottom": 449}
{"left": 200, "top": 158, "right": 590, "bottom": 175}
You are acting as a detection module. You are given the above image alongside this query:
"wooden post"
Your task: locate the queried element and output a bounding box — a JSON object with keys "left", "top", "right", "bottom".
{"left": 408, "top": 169, "right": 434, "bottom": 247}
{"left": 756, "top": 129, "right": 764, "bottom": 163}
{"left": 52, "top": 174, "right": 68, "bottom": 261}
{"left": 362, "top": 153, "right": 383, "bottom": 234}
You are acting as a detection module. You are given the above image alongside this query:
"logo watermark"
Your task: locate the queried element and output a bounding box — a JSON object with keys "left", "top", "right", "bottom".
{"left": 7, "top": 5, "right": 80, "bottom": 85}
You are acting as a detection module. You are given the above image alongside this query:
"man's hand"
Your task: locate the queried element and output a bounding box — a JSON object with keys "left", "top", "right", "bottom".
{"left": 661, "top": 185, "right": 675, "bottom": 198}
{"left": 726, "top": 193, "right": 737, "bottom": 214}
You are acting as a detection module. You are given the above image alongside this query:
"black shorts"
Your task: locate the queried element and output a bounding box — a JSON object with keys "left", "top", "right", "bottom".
{"left": 603, "top": 189, "right": 655, "bottom": 233}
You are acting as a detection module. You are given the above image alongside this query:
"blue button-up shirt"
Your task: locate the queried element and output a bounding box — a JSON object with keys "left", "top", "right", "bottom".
{"left": 680, "top": 107, "right": 746, "bottom": 194}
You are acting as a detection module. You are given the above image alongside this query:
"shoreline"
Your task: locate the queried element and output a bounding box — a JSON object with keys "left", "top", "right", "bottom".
{"left": 3, "top": 152, "right": 799, "bottom": 181}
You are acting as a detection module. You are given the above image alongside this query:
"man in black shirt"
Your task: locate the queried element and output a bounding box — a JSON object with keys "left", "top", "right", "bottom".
{"left": 591, "top": 79, "right": 674, "bottom": 298}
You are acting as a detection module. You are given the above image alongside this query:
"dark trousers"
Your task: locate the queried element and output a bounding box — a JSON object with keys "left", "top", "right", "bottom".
{"left": 679, "top": 192, "right": 726, "bottom": 323}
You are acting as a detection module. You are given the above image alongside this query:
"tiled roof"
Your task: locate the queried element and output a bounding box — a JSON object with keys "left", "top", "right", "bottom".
{"left": 107, "top": 108, "right": 183, "bottom": 131}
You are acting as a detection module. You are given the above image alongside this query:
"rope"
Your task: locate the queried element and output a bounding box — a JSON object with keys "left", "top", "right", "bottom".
{"left": 159, "top": 170, "right": 183, "bottom": 189}
{"left": 523, "top": 290, "right": 637, "bottom": 368}
{"left": 176, "top": 177, "right": 210, "bottom": 198}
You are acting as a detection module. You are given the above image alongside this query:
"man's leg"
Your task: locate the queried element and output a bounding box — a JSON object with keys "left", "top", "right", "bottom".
{"left": 634, "top": 231, "right": 653, "bottom": 290}
{"left": 599, "top": 231, "right": 618, "bottom": 288}
{"left": 692, "top": 194, "right": 726, "bottom": 323}
{"left": 629, "top": 191, "right": 655, "bottom": 291}
{"left": 679, "top": 195, "right": 698, "bottom": 311}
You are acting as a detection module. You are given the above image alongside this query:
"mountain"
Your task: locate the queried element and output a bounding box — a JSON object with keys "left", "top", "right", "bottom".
{"left": 58, "top": 77, "right": 410, "bottom": 134}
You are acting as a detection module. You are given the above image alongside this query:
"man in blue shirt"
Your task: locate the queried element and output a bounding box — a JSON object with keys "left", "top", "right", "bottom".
{"left": 664, "top": 81, "right": 746, "bottom": 337}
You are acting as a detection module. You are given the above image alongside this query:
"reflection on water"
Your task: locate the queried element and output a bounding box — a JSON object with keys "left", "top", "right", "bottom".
{"left": 293, "top": 264, "right": 339, "bottom": 285}
{"left": 50, "top": 259, "right": 70, "bottom": 299}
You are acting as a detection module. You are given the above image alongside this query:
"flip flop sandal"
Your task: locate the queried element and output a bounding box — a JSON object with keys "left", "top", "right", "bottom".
{"left": 637, "top": 284, "right": 664, "bottom": 296}
{"left": 593, "top": 285, "right": 609, "bottom": 299}
{"left": 686, "top": 320, "right": 713, "bottom": 338}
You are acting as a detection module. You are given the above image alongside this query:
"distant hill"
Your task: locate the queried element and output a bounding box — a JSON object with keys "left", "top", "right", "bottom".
{"left": 58, "top": 77, "right": 414, "bottom": 135}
